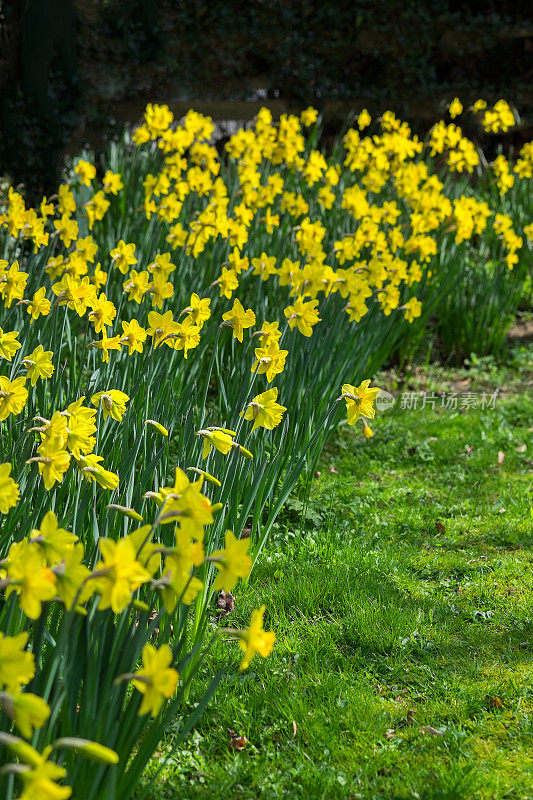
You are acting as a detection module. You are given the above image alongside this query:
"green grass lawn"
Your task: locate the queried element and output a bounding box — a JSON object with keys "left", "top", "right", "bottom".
{"left": 143, "top": 345, "right": 533, "bottom": 800}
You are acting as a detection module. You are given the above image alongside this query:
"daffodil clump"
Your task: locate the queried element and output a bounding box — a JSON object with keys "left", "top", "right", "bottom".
{"left": 0, "top": 98, "right": 531, "bottom": 798}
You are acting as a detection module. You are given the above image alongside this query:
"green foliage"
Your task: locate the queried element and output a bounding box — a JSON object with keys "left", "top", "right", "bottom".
{"left": 144, "top": 356, "right": 533, "bottom": 799}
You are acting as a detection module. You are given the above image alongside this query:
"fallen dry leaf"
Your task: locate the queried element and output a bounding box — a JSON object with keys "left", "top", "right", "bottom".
{"left": 292, "top": 721, "right": 297, "bottom": 738}
{"left": 327, "top": 464, "right": 339, "bottom": 474}
{"left": 216, "top": 590, "right": 235, "bottom": 617}
{"left": 516, "top": 444, "right": 527, "bottom": 453}
{"left": 421, "top": 725, "right": 444, "bottom": 736}
{"left": 385, "top": 728, "right": 396, "bottom": 740}
{"left": 435, "top": 521, "right": 446, "bottom": 534}
{"left": 228, "top": 729, "right": 248, "bottom": 750}
{"left": 486, "top": 695, "right": 503, "bottom": 709}
{"left": 465, "top": 444, "right": 474, "bottom": 454}
{"left": 498, "top": 451, "right": 505, "bottom": 465}
{"left": 498, "top": 508, "right": 506, "bottom": 514}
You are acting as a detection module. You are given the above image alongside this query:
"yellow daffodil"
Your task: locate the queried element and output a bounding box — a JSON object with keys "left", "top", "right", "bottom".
{"left": 0, "top": 462, "right": 19, "bottom": 513}
{"left": 88, "top": 292, "right": 116, "bottom": 332}
{"left": 251, "top": 252, "right": 277, "bottom": 281}
{"left": 6, "top": 692, "right": 51, "bottom": 738}
{"left": 404, "top": 297, "right": 422, "bottom": 323}
{"left": 74, "top": 159, "right": 96, "bottom": 186}
{"left": 103, "top": 169, "right": 124, "bottom": 194}
{"left": 93, "top": 536, "right": 150, "bottom": 613}
{"left": 131, "top": 643, "right": 179, "bottom": 717}
{"left": 251, "top": 342, "right": 288, "bottom": 383}
{"left": 0, "top": 327, "right": 21, "bottom": 360}
{"left": 121, "top": 319, "right": 148, "bottom": 354}
{"left": 215, "top": 267, "right": 239, "bottom": 298}
{"left": 0, "top": 375, "right": 28, "bottom": 421}
{"left": 4, "top": 540, "right": 57, "bottom": 619}
{"left": 26, "top": 286, "right": 51, "bottom": 321}
{"left": 241, "top": 387, "right": 287, "bottom": 431}
{"left": 448, "top": 98, "right": 463, "bottom": 118}
{"left": 23, "top": 345, "right": 55, "bottom": 386}
{"left": 3, "top": 741, "right": 72, "bottom": 799}
{"left": 30, "top": 435, "right": 71, "bottom": 490}
{"left": 198, "top": 427, "right": 234, "bottom": 458}
{"left": 54, "top": 543, "right": 92, "bottom": 610}
{"left": 221, "top": 298, "right": 256, "bottom": 342}
{"left": 76, "top": 454, "right": 119, "bottom": 490}
{"left": 300, "top": 107, "right": 318, "bottom": 126}
{"left": 30, "top": 511, "right": 77, "bottom": 566}
{"left": 181, "top": 293, "right": 211, "bottom": 328}
{"left": 91, "top": 389, "right": 129, "bottom": 421}
{"left": 256, "top": 320, "right": 281, "bottom": 347}
{"left": 0, "top": 632, "right": 35, "bottom": 693}
{"left": 110, "top": 240, "right": 137, "bottom": 274}
{"left": 237, "top": 605, "right": 275, "bottom": 671}
{"left": 284, "top": 296, "right": 321, "bottom": 336}
{"left": 210, "top": 530, "right": 252, "bottom": 592}
{"left": 341, "top": 380, "right": 381, "bottom": 425}
{"left": 0, "top": 261, "right": 29, "bottom": 307}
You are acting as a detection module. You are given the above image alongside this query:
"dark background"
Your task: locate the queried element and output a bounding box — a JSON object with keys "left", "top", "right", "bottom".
{"left": 1, "top": 0, "right": 532, "bottom": 200}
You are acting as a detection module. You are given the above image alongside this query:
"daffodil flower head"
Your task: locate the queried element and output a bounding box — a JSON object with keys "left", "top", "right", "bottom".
{"left": 23, "top": 345, "right": 54, "bottom": 386}
{"left": 74, "top": 158, "right": 96, "bottom": 186}
{"left": 251, "top": 342, "right": 288, "bottom": 383}
{"left": 132, "top": 643, "right": 179, "bottom": 716}
{"left": 0, "top": 462, "right": 19, "bottom": 513}
{"left": 119, "top": 320, "right": 147, "bottom": 358}
{"left": 110, "top": 239, "right": 137, "bottom": 275}
{"left": 0, "top": 375, "right": 28, "bottom": 421}
{"left": 198, "top": 428, "right": 235, "bottom": 458}
{"left": 0, "top": 691, "right": 51, "bottom": 738}
{"left": 28, "top": 435, "right": 71, "bottom": 490}
{"left": 91, "top": 389, "right": 129, "bottom": 421}
{"left": 2, "top": 739, "right": 71, "bottom": 798}
{"left": 182, "top": 293, "right": 211, "bottom": 328}
{"left": 221, "top": 298, "right": 256, "bottom": 342}
{"left": 238, "top": 605, "right": 276, "bottom": 671}
{"left": 29, "top": 511, "right": 77, "bottom": 566}
{"left": 0, "top": 327, "right": 21, "bottom": 361}
{"left": 53, "top": 543, "right": 92, "bottom": 610}
{"left": 341, "top": 380, "right": 381, "bottom": 426}
{"left": 256, "top": 319, "right": 281, "bottom": 348}
{"left": 241, "top": 387, "right": 287, "bottom": 431}
{"left": 210, "top": 530, "right": 252, "bottom": 593}
{"left": 404, "top": 296, "right": 422, "bottom": 323}
{"left": 0, "top": 632, "right": 35, "bottom": 693}
{"left": 4, "top": 539, "right": 57, "bottom": 619}
{"left": 93, "top": 536, "right": 150, "bottom": 613}
{"left": 103, "top": 169, "right": 124, "bottom": 194}
{"left": 159, "top": 552, "right": 203, "bottom": 611}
